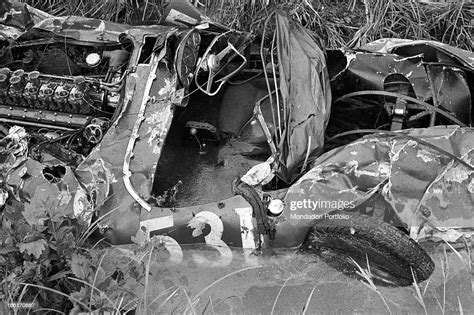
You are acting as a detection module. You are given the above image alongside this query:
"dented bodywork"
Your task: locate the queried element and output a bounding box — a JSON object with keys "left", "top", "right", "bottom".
{"left": 329, "top": 39, "right": 473, "bottom": 128}
{"left": 284, "top": 126, "right": 474, "bottom": 245}
{"left": 0, "top": 1, "right": 473, "bottom": 255}
{"left": 0, "top": 15, "right": 180, "bottom": 224}
{"left": 0, "top": 2, "right": 253, "bottom": 245}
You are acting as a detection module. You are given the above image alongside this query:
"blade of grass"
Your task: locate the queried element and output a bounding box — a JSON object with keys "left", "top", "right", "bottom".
{"left": 350, "top": 256, "right": 392, "bottom": 315}
{"left": 432, "top": 291, "right": 443, "bottom": 312}
{"left": 155, "top": 286, "right": 180, "bottom": 310}
{"left": 89, "top": 252, "right": 107, "bottom": 310}
{"left": 67, "top": 277, "right": 118, "bottom": 310}
{"left": 301, "top": 286, "right": 316, "bottom": 315}
{"left": 444, "top": 240, "right": 471, "bottom": 272}
{"left": 440, "top": 245, "right": 449, "bottom": 315}
{"left": 201, "top": 295, "right": 212, "bottom": 315}
{"left": 422, "top": 276, "right": 432, "bottom": 296}
{"left": 411, "top": 267, "right": 428, "bottom": 315}
{"left": 31, "top": 308, "right": 64, "bottom": 313}
{"left": 271, "top": 276, "right": 292, "bottom": 315}
{"left": 209, "top": 295, "right": 215, "bottom": 314}
{"left": 13, "top": 282, "right": 29, "bottom": 315}
{"left": 458, "top": 296, "right": 464, "bottom": 315}
{"left": 143, "top": 243, "right": 154, "bottom": 311}
{"left": 182, "top": 287, "right": 197, "bottom": 315}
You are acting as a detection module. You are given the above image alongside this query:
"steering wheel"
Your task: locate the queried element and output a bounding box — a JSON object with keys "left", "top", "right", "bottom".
{"left": 194, "top": 32, "right": 247, "bottom": 96}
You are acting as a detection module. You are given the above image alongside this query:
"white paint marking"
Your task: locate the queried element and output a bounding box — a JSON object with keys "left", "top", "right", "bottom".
{"left": 190, "top": 211, "right": 232, "bottom": 267}
{"left": 140, "top": 215, "right": 174, "bottom": 238}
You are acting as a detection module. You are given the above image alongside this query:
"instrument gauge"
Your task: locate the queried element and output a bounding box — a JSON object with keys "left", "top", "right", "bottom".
{"left": 175, "top": 30, "right": 201, "bottom": 88}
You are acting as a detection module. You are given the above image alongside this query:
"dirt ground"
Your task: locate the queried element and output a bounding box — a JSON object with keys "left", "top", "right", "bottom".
{"left": 107, "top": 242, "right": 473, "bottom": 314}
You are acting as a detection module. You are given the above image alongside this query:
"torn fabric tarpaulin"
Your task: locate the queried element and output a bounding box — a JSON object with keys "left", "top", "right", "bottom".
{"left": 275, "top": 11, "right": 332, "bottom": 183}
{"left": 284, "top": 125, "right": 473, "bottom": 244}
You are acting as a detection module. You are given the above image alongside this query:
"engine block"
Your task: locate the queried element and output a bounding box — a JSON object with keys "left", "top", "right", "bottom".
{"left": 0, "top": 68, "right": 107, "bottom": 130}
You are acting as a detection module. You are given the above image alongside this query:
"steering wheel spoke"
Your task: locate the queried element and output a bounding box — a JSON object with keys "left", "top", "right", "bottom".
{"left": 206, "top": 68, "right": 215, "bottom": 94}
{"left": 195, "top": 33, "right": 248, "bottom": 96}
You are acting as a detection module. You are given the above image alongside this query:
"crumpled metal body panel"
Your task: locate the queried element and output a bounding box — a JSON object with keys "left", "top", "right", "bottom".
{"left": 330, "top": 38, "right": 473, "bottom": 125}
{"left": 31, "top": 16, "right": 130, "bottom": 43}
{"left": 0, "top": 1, "right": 175, "bottom": 44}
{"left": 73, "top": 35, "right": 180, "bottom": 243}
{"left": 0, "top": 1, "right": 51, "bottom": 39}
{"left": 13, "top": 159, "right": 92, "bottom": 225}
{"left": 0, "top": 10, "right": 181, "bottom": 243}
{"left": 0, "top": 4, "right": 258, "bottom": 247}
{"left": 360, "top": 38, "right": 474, "bottom": 70}
{"left": 282, "top": 126, "right": 473, "bottom": 244}
{"left": 29, "top": 17, "right": 176, "bottom": 44}
{"left": 1, "top": 151, "right": 93, "bottom": 227}
{"left": 331, "top": 52, "right": 431, "bottom": 99}
{"left": 1, "top": 0, "right": 472, "bottom": 251}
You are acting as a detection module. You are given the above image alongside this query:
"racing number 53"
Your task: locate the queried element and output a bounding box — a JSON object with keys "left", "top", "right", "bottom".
{"left": 139, "top": 208, "right": 256, "bottom": 266}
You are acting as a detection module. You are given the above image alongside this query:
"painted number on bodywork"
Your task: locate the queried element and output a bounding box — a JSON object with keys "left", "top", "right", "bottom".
{"left": 155, "top": 235, "right": 184, "bottom": 264}
{"left": 140, "top": 208, "right": 256, "bottom": 266}
{"left": 188, "top": 211, "right": 232, "bottom": 267}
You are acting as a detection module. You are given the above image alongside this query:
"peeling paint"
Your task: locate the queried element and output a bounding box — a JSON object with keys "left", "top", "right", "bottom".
{"left": 146, "top": 105, "right": 172, "bottom": 154}
{"left": 58, "top": 190, "right": 72, "bottom": 206}
{"left": 444, "top": 166, "right": 471, "bottom": 183}
{"left": 291, "top": 126, "right": 473, "bottom": 244}
{"left": 393, "top": 54, "right": 424, "bottom": 62}
{"left": 347, "top": 138, "right": 369, "bottom": 147}
{"left": 158, "top": 77, "right": 176, "bottom": 96}
{"left": 347, "top": 137, "right": 380, "bottom": 148}
{"left": 87, "top": 158, "right": 117, "bottom": 185}
{"left": 417, "top": 226, "right": 473, "bottom": 243}
{"left": 73, "top": 187, "right": 93, "bottom": 224}
{"left": 345, "top": 52, "right": 358, "bottom": 65}
{"left": 345, "top": 161, "right": 390, "bottom": 178}
{"left": 468, "top": 178, "right": 474, "bottom": 193}
{"left": 389, "top": 140, "right": 411, "bottom": 162}
{"left": 416, "top": 149, "right": 437, "bottom": 163}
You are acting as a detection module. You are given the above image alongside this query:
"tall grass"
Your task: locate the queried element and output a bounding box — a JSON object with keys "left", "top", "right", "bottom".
{"left": 23, "top": 0, "right": 163, "bottom": 23}
{"left": 23, "top": 0, "right": 472, "bottom": 50}
{"left": 350, "top": 256, "right": 393, "bottom": 314}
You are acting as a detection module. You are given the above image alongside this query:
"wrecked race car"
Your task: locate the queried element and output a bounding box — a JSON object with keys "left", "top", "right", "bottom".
{"left": 1, "top": 1, "right": 473, "bottom": 286}
{"left": 0, "top": 0, "right": 253, "bottom": 226}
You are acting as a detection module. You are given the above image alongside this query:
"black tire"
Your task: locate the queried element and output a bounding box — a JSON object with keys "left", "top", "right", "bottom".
{"left": 301, "top": 211, "right": 434, "bottom": 286}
